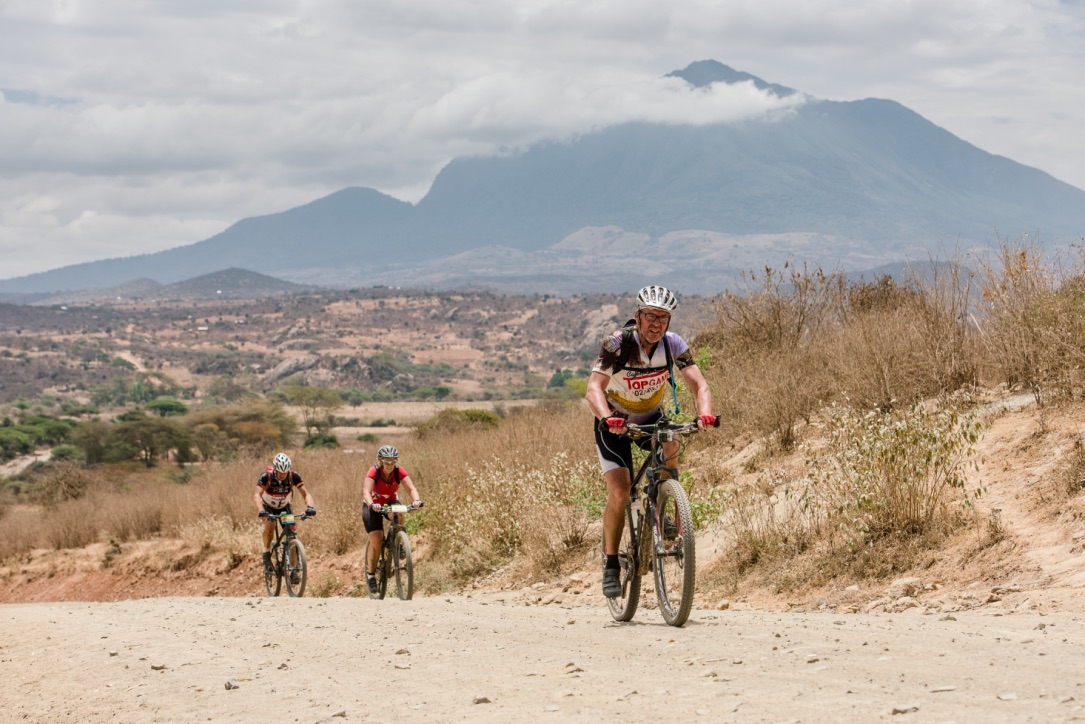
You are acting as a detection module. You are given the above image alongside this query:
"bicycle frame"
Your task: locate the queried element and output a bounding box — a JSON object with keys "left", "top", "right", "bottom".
{"left": 368, "top": 503, "right": 416, "bottom": 600}
{"left": 606, "top": 414, "right": 716, "bottom": 626}
{"left": 264, "top": 511, "right": 309, "bottom": 597}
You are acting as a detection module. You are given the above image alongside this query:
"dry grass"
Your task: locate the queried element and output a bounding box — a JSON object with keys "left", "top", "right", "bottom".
{"left": 976, "top": 241, "right": 1085, "bottom": 406}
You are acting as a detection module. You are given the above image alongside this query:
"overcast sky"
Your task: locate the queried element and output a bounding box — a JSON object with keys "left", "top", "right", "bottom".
{"left": 1, "top": 0, "right": 1083, "bottom": 280}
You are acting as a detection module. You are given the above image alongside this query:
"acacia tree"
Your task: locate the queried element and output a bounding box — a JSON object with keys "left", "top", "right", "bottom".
{"left": 108, "top": 417, "right": 190, "bottom": 467}
{"left": 281, "top": 385, "right": 343, "bottom": 441}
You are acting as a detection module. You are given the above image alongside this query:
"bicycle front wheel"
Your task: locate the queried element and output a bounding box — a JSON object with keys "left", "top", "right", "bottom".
{"left": 605, "top": 502, "right": 641, "bottom": 622}
{"left": 284, "top": 538, "right": 307, "bottom": 597}
{"left": 264, "top": 546, "right": 282, "bottom": 597}
{"left": 393, "top": 530, "right": 414, "bottom": 601}
{"left": 653, "top": 477, "right": 696, "bottom": 627}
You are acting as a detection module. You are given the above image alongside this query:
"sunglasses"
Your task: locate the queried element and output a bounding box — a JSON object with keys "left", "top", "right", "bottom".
{"left": 639, "top": 311, "right": 670, "bottom": 325}
{"left": 379, "top": 458, "right": 398, "bottom": 465}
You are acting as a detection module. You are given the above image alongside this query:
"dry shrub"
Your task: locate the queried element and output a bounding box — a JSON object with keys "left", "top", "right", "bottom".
{"left": 701, "top": 263, "right": 842, "bottom": 448}
{"left": 417, "top": 401, "right": 599, "bottom": 579}
{"left": 0, "top": 507, "right": 44, "bottom": 561}
{"left": 977, "top": 240, "right": 1085, "bottom": 404}
{"left": 825, "top": 263, "right": 977, "bottom": 412}
{"left": 105, "top": 502, "right": 164, "bottom": 542}
{"left": 428, "top": 451, "right": 598, "bottom": 577}
{"left": 703, "top": 397, "right": 983, "bottom": 591}
{"left": 33, "top": 461, "right": 100, "bottom": 506}
{"left": 801, "top": 401, "right": 982, "bottom": 555}
{"left": 177, "top": 516, "right": 256, "bottom": 567}
{"left": 44, "top": 497, "right": 100, "bottom": 550}
{"left": 1056, "top": 438, "right": 1085, "bottom": 497}
{"left": 308, "top": 573, "right": 346, "bottom": 598}
{"left": 699, "top": 258, "right": 978, "bottom": 449}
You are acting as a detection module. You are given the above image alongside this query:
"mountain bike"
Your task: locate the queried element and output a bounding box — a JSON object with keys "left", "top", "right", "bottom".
{"left": 366, "top": 502, "right": 418, "bottom": 601}
{"left": 604, "top": 415, "right": 717, "bottom": 627}
{"left": 263, "top": 510, "right": 309, "bottom": 597}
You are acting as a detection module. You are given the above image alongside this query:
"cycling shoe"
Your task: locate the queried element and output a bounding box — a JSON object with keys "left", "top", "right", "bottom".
{"left": 602, "top": 568, "right": 622, "bottom": 598}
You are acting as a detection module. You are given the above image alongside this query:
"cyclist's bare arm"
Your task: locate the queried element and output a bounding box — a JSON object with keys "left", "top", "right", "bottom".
{"left": 296, "top": 482, "right": 315, "bottom": 509}
{"left": 586, "top": 370, "right": 626, "bottom": 432}
{"left": 253, "top": 484, "right": 266, "bottom": 515}
{"left": 679, "top": 364, "right": 714, "bottom": 429}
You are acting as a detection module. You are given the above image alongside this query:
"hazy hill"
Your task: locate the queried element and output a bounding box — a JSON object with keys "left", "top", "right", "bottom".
{"left": 27, "top": 268, "right": 315, "bottom": 306}
{"left": 3, "top": 60, "right": 1083, "bottom": 296}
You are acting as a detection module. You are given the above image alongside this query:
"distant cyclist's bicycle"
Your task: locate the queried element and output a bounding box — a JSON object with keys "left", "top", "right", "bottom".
{"left": 263, "top": 510, "right": 309, "bottom": 597}
{"left": 604, "top": 415, "right": 717, "bottom": 627}
{"left": 366, "top": 502, "right": 418, "bottom": 601}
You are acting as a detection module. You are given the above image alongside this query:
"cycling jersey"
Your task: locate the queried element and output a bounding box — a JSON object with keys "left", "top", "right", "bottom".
{"left": 592, "top": 330, "right": 696, "bottom": 424}
{"left": 257, "top": 469, "right": 305, "bottom": 510}
{"left": 366, "top": 465, "right": 408, "bottom": 505}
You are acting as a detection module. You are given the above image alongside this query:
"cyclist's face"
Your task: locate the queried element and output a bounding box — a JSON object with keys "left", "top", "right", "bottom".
{"left": 379, "top": 458, "right": 397, "bottom": 468}
{"left": 637, "top": 308, "right": 670, "bottom": 342}
{"left": 274, "top": 469, "right": 289, "bottom": 480}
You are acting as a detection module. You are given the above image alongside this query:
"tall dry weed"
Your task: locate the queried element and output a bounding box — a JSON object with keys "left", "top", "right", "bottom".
{"left": 418, "top": 402, "right": 600, "bottom": 579}
{"left": 700, "top": 263, "right": 843, "bottom": 448}
{"left": 977, "top": 240, "right": 1085, "bottom": 404}
{"left": 700, "top": 258, "right": 978, "bottom": 449}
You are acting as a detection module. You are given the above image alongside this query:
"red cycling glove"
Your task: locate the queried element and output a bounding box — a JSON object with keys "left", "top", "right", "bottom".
{"left": 605, "top": 417, "right": 626, "bottom": 430}
{"left": 697, "top": 414, "right": 718, "bottom": 428}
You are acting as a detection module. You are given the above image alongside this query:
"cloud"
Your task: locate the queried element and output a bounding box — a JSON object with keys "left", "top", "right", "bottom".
{"left": 0, "top": 0, "right": 1083, "bottom": 279}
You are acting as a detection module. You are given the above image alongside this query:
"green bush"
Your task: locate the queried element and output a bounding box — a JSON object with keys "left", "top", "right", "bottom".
{"left": 801, "top": 401, "right": 983, "bottom": 552}
{"left": 414, "top": 408, "right": 501, "bottom": 439}
{"left": 50, "top": 445, "right": 80, "bottom": 461}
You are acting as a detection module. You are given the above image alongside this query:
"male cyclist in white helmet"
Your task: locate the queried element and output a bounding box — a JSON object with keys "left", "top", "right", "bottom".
{"left": 585, "top": 285, "right": 715, "bottom": 599}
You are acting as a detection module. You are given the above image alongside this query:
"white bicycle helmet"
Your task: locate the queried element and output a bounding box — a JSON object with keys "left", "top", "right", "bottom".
{"left": 272, "top": 452, "right": 292, "bottom": 473}
{"left": 636, "top": 285, "right": 678, "bottom": 312}
{"left": 376, "top": 445, "right": 399, "bottom": 461}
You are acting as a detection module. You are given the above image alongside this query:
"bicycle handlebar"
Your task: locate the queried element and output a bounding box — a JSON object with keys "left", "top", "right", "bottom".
{"left": 264, "top": 511, "right": 310, "bottom": 522}
{"left": 623, "top": 414, "right": 720, "bottom": 439}
{"left": 372, "top": 503, "right": 420, "bottom": 516}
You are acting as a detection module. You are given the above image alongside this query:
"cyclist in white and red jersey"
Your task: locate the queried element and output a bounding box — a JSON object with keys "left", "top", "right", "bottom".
{"left": 585, "top": 285, "right": 715, "bottom": 599}
{"left": 362, "top": 445, "right": 423, "bottom": 595}
{"left": 254, "top": 452, "right": 316, "bottom": 576}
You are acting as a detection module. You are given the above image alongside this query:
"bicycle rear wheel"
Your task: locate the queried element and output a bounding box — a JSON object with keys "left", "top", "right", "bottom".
{"left": 264, "top": 546, "right": 282, "bottom": 597}
{"left": 605, "top": 502, "right": 641, "bottom": 622}
{"left": 393, "top": 530, "right": 414, "bottom": 601}
{"left": 284, "top": 538, "right": 307, "bottom": 597}
{"left": 653, "top": 478, "right": 696, "bottom": 627}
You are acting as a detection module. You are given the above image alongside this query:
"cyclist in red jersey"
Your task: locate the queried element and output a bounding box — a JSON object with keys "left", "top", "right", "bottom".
{"left": 362, "top": 445, "right": 423, "bottom": 595}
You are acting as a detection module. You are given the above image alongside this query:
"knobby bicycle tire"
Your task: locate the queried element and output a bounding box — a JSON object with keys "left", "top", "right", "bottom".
{"left": 284, "top": 538, "right": 307, "bottom": 597}
{"left": 265, "top": 546, "right": 283, "bottom": 597}
{"left": 605, "top": 500, "right": 642, "bottom": 622}
{"left": 652, "top": 477, "right": 696, "bottom": 627}
{"left": 393, "top": 530, "right": 414, "bottom": 601}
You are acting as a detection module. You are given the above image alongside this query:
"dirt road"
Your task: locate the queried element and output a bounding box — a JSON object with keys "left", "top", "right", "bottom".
{"left": 4, "top": 594, "right": 1084, "bottom": 723}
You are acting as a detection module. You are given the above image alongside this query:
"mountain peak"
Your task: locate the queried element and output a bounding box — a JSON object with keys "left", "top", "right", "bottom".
{"left": 666, "top": 59, "right": 799, "bottom": 97}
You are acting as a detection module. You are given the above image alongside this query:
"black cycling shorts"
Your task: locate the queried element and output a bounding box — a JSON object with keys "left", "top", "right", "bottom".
{"left": 593, "top": 411, "right": 659, "bottom": 475}
{"left": 262, "top": 501, "right": 293, "bottom": 516}
{"left": 362, "top": 501, "right": 400, "bottom": 534}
